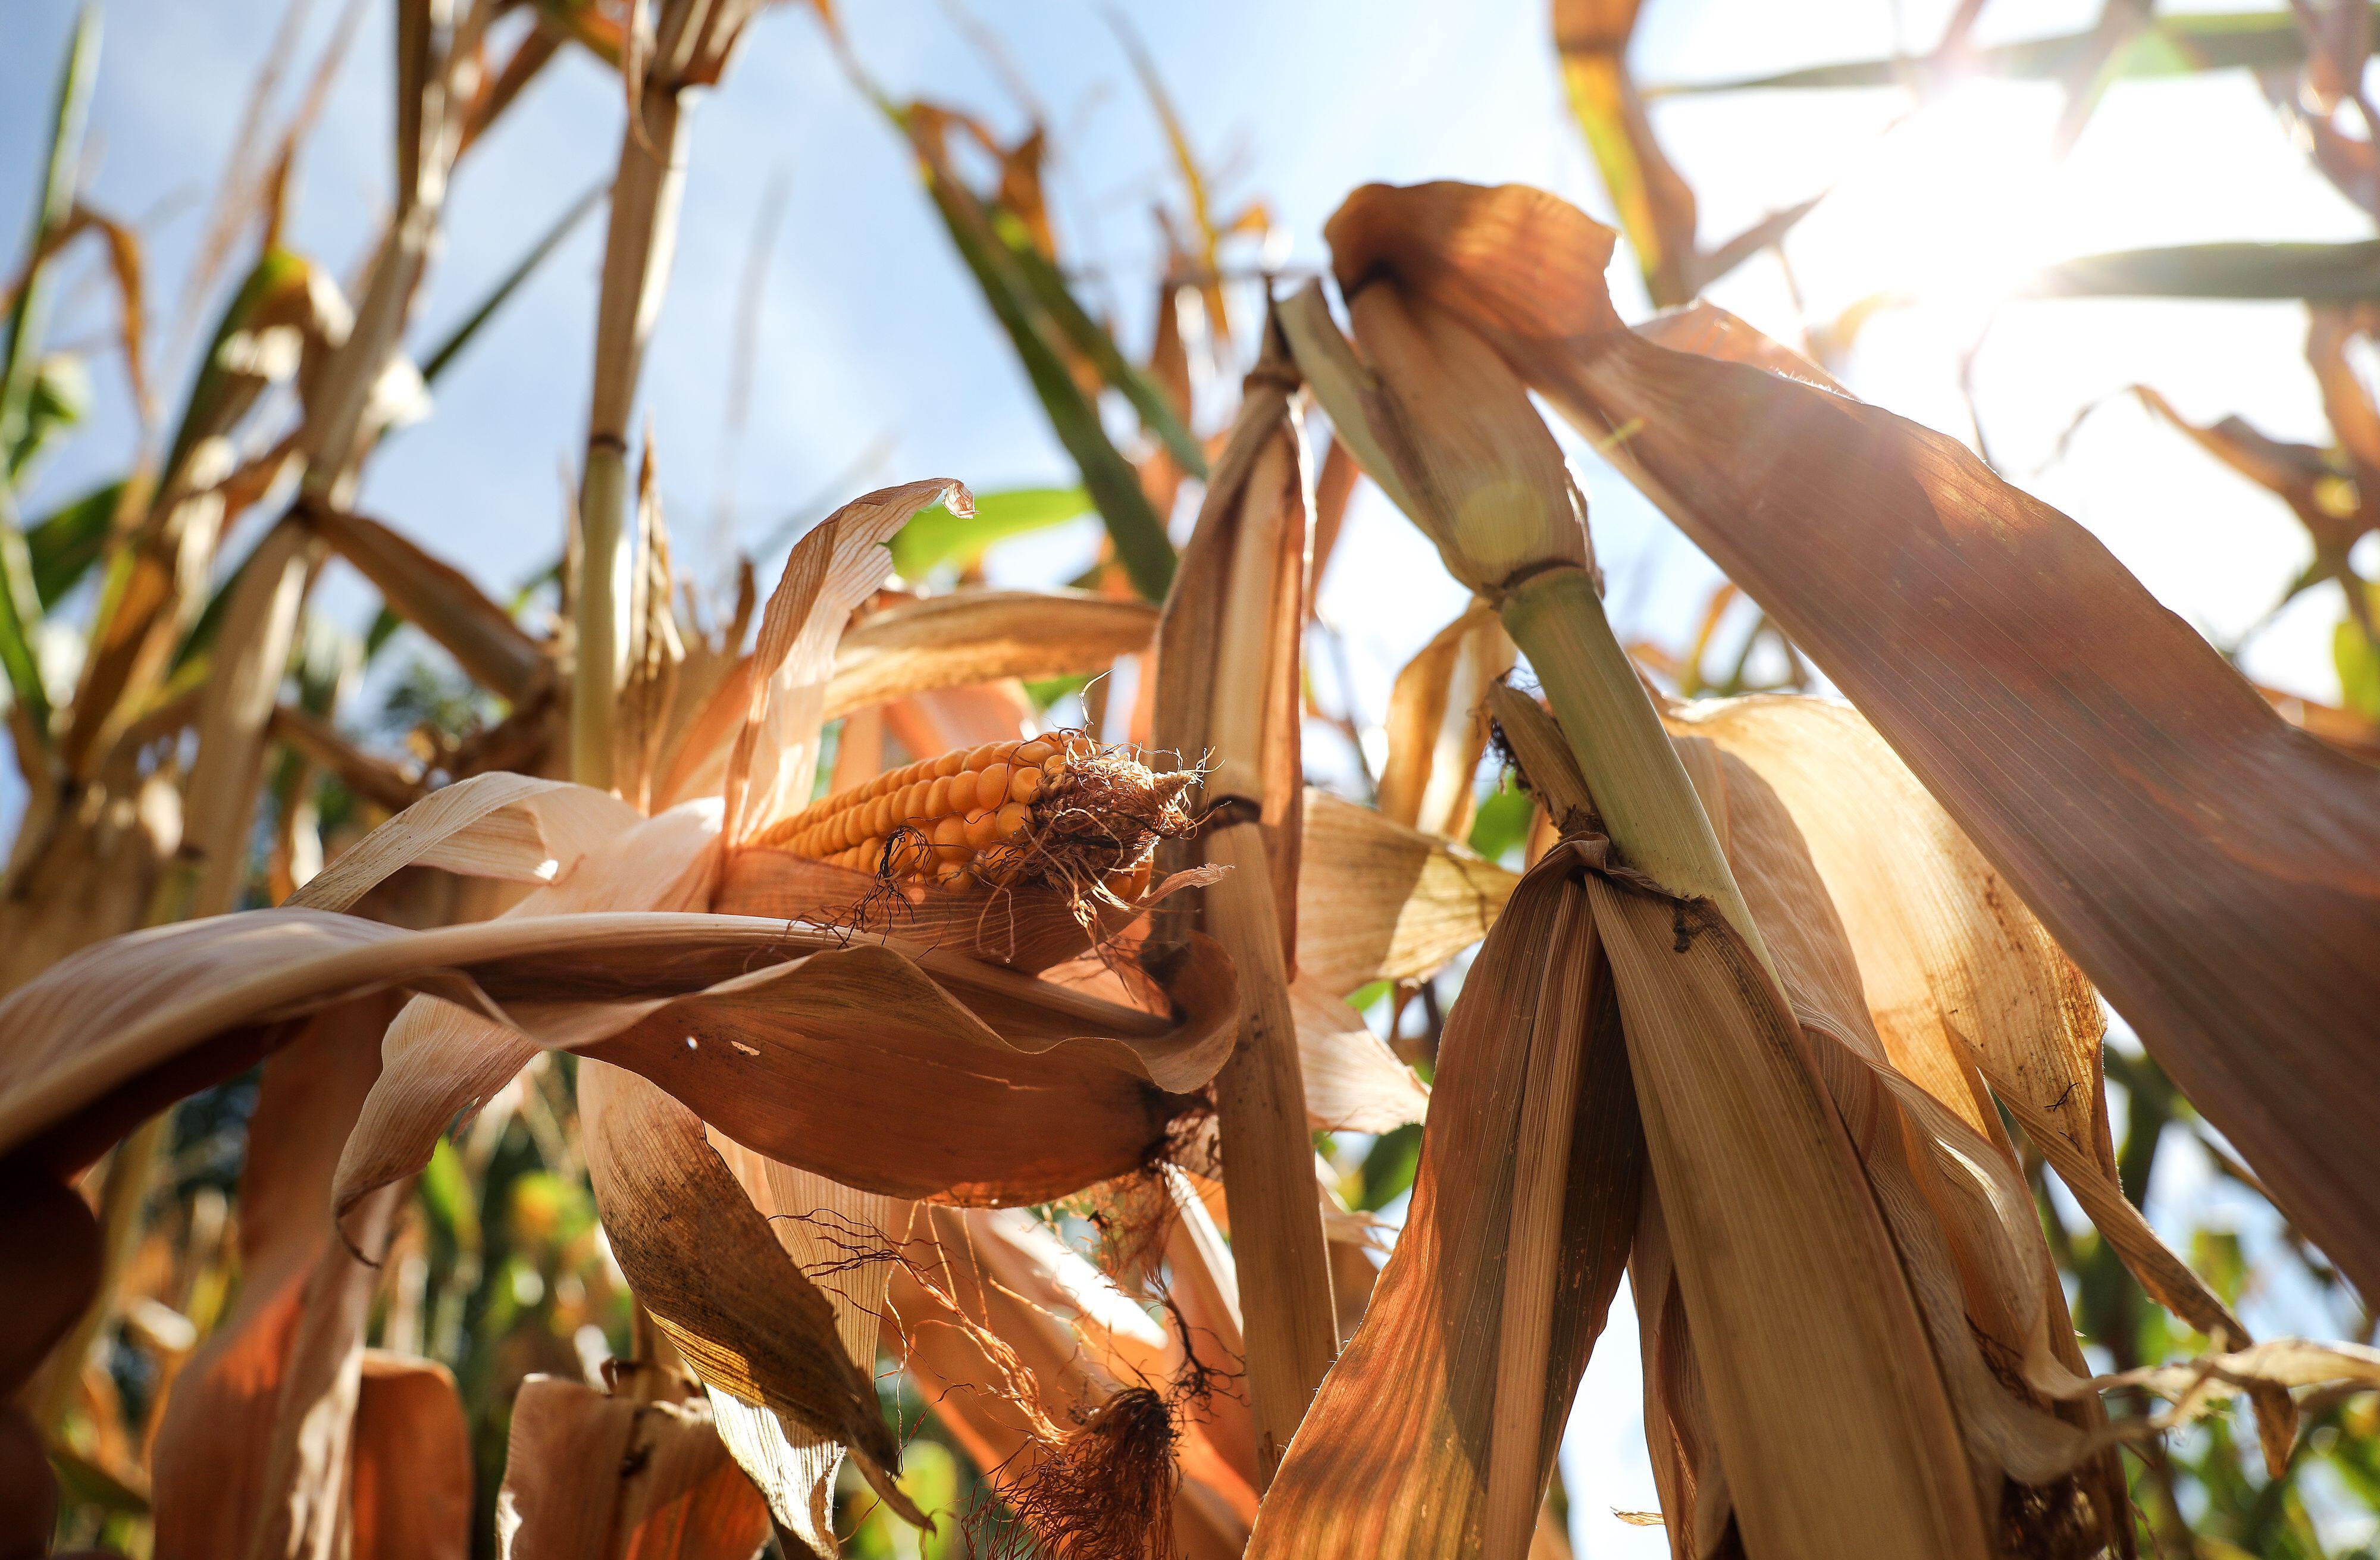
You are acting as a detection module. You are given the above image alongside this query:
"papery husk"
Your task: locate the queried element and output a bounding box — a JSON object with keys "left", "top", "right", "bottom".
{"left": 1377, "top": 599, "right": 1515, "bottom": 840}
{"left": 699, "top": 1142, "right": 888, "bottom": 1557}
{"left": 0, "top": 902, "right": 1235, "bottom": 1208}
{"left": 1485, "top": 689, "right": 2003, "bottom": 1558}
{"left": 723, "top": 479, "right": 972, "bottom": 844}
{"left": 495, "top": 1375, "right": 772, "bottom": 1560}
{"left": 1247, "top": 840, "right": 1639, "bottom": 1560}
{"left": 1671, "top": 693, "right": 2294, "bottom": 1473}
{"left": 577, "top": 1061, "right": 918, "bottom": 1520}
{"left": 1322, "top": 177, "right": 2380, "bottom": 1306}
{"left": 825, "top": 589, "right": 1158, "bottom": 719}
{"left": 1294, "top": 789, "right": 1515, "bottom": 997}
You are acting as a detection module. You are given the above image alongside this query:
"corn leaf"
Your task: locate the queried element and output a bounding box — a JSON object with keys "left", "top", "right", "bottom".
{"left": 1248, "top": 847, "right": 1639, "bottom": 1559}
{"left": 888, "top": 485, "right": 1089, "bottom": 578}
{"left": 1654, "top": 7, "right": 2345, "bottom": 96}
{"left": 149, "top": 995, "right": 400, "bottom": 1559}
{"left": 2025, "top": 239, "right": 2380, "bottom": 301}
{"left": 825, "top": 587, "right": 1154, "bottom": 718}
{"left": 346, "top": 1354, "right": 473, "bottom": 1560}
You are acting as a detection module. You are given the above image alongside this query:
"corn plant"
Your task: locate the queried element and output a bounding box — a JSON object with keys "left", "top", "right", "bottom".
{"left": 4, "top": 5, "right": 2379, "bottom": 1560}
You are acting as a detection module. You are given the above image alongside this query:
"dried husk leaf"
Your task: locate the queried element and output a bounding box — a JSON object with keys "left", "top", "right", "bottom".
{"left": 1248, "top": 845, "right": 1639, "bottom": 1560}
{"left": 825, "top": 589, "right": 1157, "bottom": 718}
{"left": 1671, "top": 694, "right": 2281, "bottom": 1467}
{"left": 577, "top": 1061, "right": 915, "bottom": 1514}
{"left": 1377, "top": 599, "right": 1515, "bottom": 839}
{"left": 700, "top": 1142, "right": 887, "bottom": 1555}
{"left": 1294, "top": 790, "right": 1515, "bottom": 997}
{"left": 1149, "top": 321, "right": 1334, "bottom": 1483}
{"left": 1324, "top": 177, "right": 2380, "bottom": 1304}
{"left": 885, "top": 1204, "right": 1257, "bottom": 1560}
{"left": 723, "top": 479, "right": 970, "bottom": 844}
{"left": 1485, "top": 690, "right": 1992, "bottom": 1559}
{"left": 1288, "top": 976, "right": 1430, "bottom": 1132}
{"left": 495, "top": 1376, "right": 771, "bottom": 1560}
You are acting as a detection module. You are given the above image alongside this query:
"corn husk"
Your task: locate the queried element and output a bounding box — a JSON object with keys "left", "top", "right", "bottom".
{"left": 1377, "top": 599, "right": 1515, "bottom": 840}
{"left": 1319, "top": 177, "right": 2380, "bottom": 1305}
{"left": 1248, "top": 840, "right": 1639, "bottom": 1560}
{"left": 1293, "top": 789, "right": 1515, "bottom": 996}
{"left": 825, "top": 589, "right": 1157, "bottom": 718}
{"left": 886, "top": 1202, "right": 1257, "bottom": 1560}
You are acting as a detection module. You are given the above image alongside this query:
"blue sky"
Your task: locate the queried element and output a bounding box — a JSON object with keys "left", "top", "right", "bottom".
{"left": 7, "top": 1, "right": 2376, "bottom": 1551}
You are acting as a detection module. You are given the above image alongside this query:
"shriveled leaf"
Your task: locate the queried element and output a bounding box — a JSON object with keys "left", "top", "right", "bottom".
{"left": 290, "top": 772, "right": 643, "bottom": 913}
{"left": 151, "top": 995, "right": 400, "bottom": 1559}
{"left": 578, "top": 1062, "right": 912, "bottom": 1507}
{"left": 724, "top": 478, "right": 969, "bottom": 842}
{"left": 1323, "top": 178, "right": 2380, "bottom": 1307}
{"left": 1376, "top": 599, "right": 1514, "bottom": 839}
{"left": 304, "top": 505, "right": 547, "bottom": 704}
{"left": 1288, "top": 977, "right": 1429, "bottom": 1133}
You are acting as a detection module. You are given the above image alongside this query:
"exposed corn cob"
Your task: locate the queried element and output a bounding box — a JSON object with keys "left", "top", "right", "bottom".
{"left": 753, "top": 734, "right": 1198, "bottom": 893}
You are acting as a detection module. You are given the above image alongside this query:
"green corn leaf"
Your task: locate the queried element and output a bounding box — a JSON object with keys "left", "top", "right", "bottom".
{"left": 417, "top": 180, "right": 605, "bottom": 387}
{"left": 1652, "top": 8, "right": 2340, "bottom": 96}
{"left": 918, "top": 168, "right": 1176, "bottom": 600}
{"left": 889, "top": 485, "right": 1090, "bottom": 579}
{"left": 27, "top": 477, "right": 121, "bottom": 606}
{"left": 995, "top": 217, "right": 1208, "bottom": 478}
{"left": 2025, "top": 240, "right": 2380, "bottom": 302}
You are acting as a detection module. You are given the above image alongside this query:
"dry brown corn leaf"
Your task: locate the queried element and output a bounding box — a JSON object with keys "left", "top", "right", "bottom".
{"left": 289, "top": 771, "right": 643, "bottom": 913}
{"left": 1325, "top": 177, "right": 2380, "bottom": 1304}
{"left": 578, "top": 1062, "right": 916, "bottom": 1518}
{"left": 305, "top": 505, "right": 549, "bottom": 705}
{"left": 887, "top": 1204, "right": 1257, "bottom": 1560}
{"left": 825, "top": 589, "right": 1157, "bottom": 719}
{"left": 1295, "top": 789, "right": 1515, "bottom": 997}
{"left": 496, "top": 1376, "right": 772, "bottom": 1559}
{"left": 1696, "top": 739, "right": 2130, "bottom": 1533}
{"left": 700, "top": 1142, "right": 889, "bottom": 1555}
{"left": 1250, "top": 842, "right": 1637, "bottom": 1560}
{"left": 1288, "top": 977, "right": 1430, "bottom": 1132}
{"left": 1377, "top": 599, "right": 1515, "bottom": 841}
{"left": 1677, "top": 693, "right": 2286, "bottom": 1467}
{"left": 347, "top": 1352, "right": 474, "bottom": 1560}
{"left": 150, "top": 994, "right": 400, "bottom": 1560}
{"left": 0, "top": 905, "right": 1235, "bottom": 1213}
